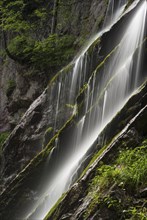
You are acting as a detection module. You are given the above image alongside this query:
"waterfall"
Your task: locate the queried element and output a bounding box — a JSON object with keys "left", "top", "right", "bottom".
{"left": 103, "top": 0, "right": 127, "bottom": 27}
{"left": 25, "top": 1, "right": 147, "bottom": 220}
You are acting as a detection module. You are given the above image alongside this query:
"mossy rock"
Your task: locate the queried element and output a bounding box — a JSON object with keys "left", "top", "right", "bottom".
{"left": 6, "top": 80, "right": 16, "bottom": 97}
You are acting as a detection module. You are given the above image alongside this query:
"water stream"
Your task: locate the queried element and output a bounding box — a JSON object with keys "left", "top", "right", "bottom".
{"left": 25, "top": 1, "right": 147, "bottom": 219}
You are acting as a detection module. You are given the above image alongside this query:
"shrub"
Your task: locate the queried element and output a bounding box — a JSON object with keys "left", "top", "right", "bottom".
{"left": 117, "top": 144, "right": 147, "bottom": 191}
{"left": 31, "top": 34, "right": 75, "bottom": 71}
{"left": 8, "top": 34, "right": 75, "bottom": 72}
{"left": 84, "top": 140, "right": 147, "bottom": 219}
{"left": 89, "top": 141, "right": 147, "bottom": 194}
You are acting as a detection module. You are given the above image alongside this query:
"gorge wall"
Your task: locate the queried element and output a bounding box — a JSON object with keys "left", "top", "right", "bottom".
{"left": 0, "top": 0, "right": 147, "bottom": 220}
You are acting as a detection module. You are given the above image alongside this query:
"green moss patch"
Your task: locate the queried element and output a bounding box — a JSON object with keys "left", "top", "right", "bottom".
{"left": 6, "top": 80, "right": 16, "bottom": 97}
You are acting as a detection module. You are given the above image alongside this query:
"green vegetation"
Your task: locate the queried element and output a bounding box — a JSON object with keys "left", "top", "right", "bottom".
{"left": 44, "top": 193, "right": 66, "bottom": 220}
{"left": 65, "top": 104, "right": 75, "bottom": 109}
{"left": 0, "top": 132, "right": 9, "bottom": 147}
{"left": 89, "top": 144, "right": 147, "bottom": 193}
{"left": 84, "top": 140, "right": 147, "bottom": 219}
{"left": 7, "top": 33, "right": 75, "bottom": 71}
{"left": 80, "top": 145, "right": 107, "bottom": 178}
{"left": 6, "top": 79, "right": 16, "bottom": 96}
{"left": 45, "top": 127, "right": 53, "bottom": 135}
{"left": 31, "top": 34, "right": 75, "bottom": 71}
{"left": 0, "top": 0, "right": 77, "bottom": 74}
{"left": 117, "top": 143, "right": 147, "bottom": 191}
{"left": 125, "top": 0, "right": 135, "bottom": 10}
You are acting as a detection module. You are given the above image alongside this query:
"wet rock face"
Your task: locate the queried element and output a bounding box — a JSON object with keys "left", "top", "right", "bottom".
{"left": 1, "top": 91, "right": 47, "bottom": 182}
{"left": 0, "top": 59, "right": 46, "bottom": 132}
{"left": 0, "top": 81, "right": 145, "bottom": 220}
{"left": 0, "top": 78, "right": 74, "bottom": 188}
{"left": 0, "top": 59, "right": 15, "bottom": 132}
{"left": 62, "top": 0, "right": 107, "bottom": 36}
{"left": 0, "top": 60, "right": 50, "bottom": 186}
{"left": 0, "top": 0, "right": 107, "bottom": 132}
{"left": 0, "top": 0, "right": 108, "bottom": 186}
{"left": 0, "top": 1, "right": 146, "bottom": 219}
{"left": 46, "top": 104, "right": 147, "bottom": 220}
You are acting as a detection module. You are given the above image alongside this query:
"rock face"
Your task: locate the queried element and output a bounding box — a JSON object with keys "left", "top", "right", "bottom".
{"left": 0, "top": 0, "right": 107, "bottom": 132}
{"left": 0, "top": 0, "right": 146, "bottom": 220}
{"left": 1, "top": 0, "right": 141, "bottom": 187}
{"left": 45, "top": 90, "right": 147, "bottom": 220}
{"left": 0, "top": 59, "right": 45, "bottom": 132}
{"left": 0, "top": 80, "right": 146, "bottom": 220}
{"left": 58, "top": 0, "right": 107, "bottom": 36}
{"left": 1, "top": 81, "right": 75, "bottom": 184}
{"left": 0, "top": 0, "right": 108, "bottom": 186}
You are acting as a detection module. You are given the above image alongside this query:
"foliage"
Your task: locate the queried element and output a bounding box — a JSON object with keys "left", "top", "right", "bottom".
{"left": 89, "top": 164, "right": 120, "bottom": 192}
{"left": 0, "top": 0, "right": 29, "bottom": 32}
{"left": 103, "top": 195, "right": 120, "bottom": 209}
{"left": 31, "top": 34, "right": 75, "bottom": 70}
{"left": 89, "top": 142, "right": 147, "bottom": 194}
{"left": 7, "top": 33, "right": 75, "bottom": 71}
{"left": 0, "top": 0, "right": 77, "bottom": 74}
{"left": 0, "top": 0, "right": 51, "bottom": 34}
{"left": 8, "top": 35, "right": 35, "bottom": 63}
{"left": 124, "top": 206, "right": 147, "bottom": 220}
{"left": 117, "top": 143, "right": 147, "bottom": 191}
{"left": 84, "top": 140, "right": 147, "bottom": 219}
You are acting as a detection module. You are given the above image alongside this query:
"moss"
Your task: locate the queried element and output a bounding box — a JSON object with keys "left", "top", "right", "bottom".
{"left": 45, "top": 114, "right": 75, "bottom": 153}
{"left": 77, "top": 44, "right": 119, "bottom": 113}
{"left": 65, "top": 104, "right": 75, "bottom": 109}
{"left": 44, "top": 193, "right": 66, "bottom": 220}
{"left": 43, "top": 127, "right": 54, "bottom": 147}
{"left": 80, "top": 145, "right": 107, "bottom": 178}
{"left": 49, "top": 27, "right": 118, "bottom": 101}
{"left": 125, "top": 0, "right": 135, "bottom": 10}
{"left": 6, "top": 80, "right": 16, "bottom": 97}
{"left": 49, "top": 62, "right": 74, "bottom": 85}
{"left": 45, "top": 127, "right": 53, "bottom": 134}
{"left": 2, "top": 114, "right": 77, "bottom": 220}
{"left": 0, "top": 113, "right": 74, "bottom": 202}
{"left": 0, "top": 132, "right": 9, "bottom": 153}
{"left": 87, "top": 38, "right": 101, "bottom": 55}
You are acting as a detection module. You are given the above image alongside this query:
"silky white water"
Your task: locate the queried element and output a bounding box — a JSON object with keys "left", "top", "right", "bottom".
{"left": 25, "top": 1, "right": 147, "bottom": 220}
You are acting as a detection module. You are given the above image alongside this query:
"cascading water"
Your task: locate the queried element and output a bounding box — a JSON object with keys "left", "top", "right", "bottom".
{"left": 25, "top": 1, "right": 147, "bottom": 220}
{"left": 103, "top": 0, "right": 127, "bottom": 27}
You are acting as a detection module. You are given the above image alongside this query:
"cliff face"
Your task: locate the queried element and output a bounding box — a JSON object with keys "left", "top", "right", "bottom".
{"left": 0, "top": 0, "right": 107, "bottom": 132}
{"left": 0, "top": 0, "right": 108, "bottom": 183}
{"left": 45, "top": 83, "right": 147, "bottom": 220}
{"left": 0, "top": 0, "right": 147, "bottom": 220}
